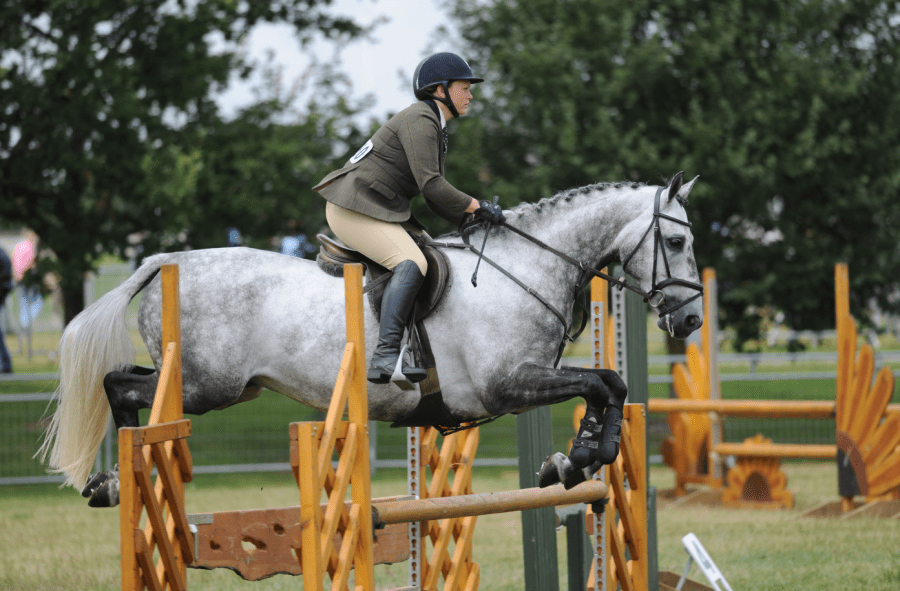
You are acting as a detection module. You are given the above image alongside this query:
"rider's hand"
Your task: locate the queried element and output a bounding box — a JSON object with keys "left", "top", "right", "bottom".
{"left": 473, "top": 200, "right": 505, "bottom": 224}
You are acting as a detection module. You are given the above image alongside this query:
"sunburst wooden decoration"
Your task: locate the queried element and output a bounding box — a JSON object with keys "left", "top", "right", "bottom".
{"left": 835, "top": 313, "right": 900, "bottom": 507}
{"left": 665, "top": 342, "right": 714, "bottom": 495}
{"left": 721, "top": 435, "right": 794, "bottom": 509}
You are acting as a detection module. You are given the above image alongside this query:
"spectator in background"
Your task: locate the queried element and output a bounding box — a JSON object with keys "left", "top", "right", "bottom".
{"left": 0, "top": 247, "right": 12, "bottom": 373}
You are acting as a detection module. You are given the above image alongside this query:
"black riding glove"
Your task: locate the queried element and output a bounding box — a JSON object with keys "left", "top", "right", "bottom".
{"left": 473, "top": 200, "right": 505, "bottom": 224}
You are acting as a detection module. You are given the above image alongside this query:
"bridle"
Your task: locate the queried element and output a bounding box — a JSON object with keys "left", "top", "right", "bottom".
{"left": 617, "top": 185, "right": 704, "bottom": 316}
{"left": 498, "top": 184, "right": 703, "bottom": 318}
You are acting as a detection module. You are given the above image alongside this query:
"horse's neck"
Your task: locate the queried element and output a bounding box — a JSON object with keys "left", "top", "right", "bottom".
{"left": 508, "top": 188, "right": 649, "bottom": 277}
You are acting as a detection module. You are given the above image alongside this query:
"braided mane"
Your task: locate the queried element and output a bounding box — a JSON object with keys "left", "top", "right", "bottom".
{"left": 507, "top": 181, "right": 650, "bottom": 220}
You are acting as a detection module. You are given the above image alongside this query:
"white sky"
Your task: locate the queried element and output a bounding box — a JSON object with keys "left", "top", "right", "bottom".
{"left": 216, "top": 0, "right": 459, "bottom": 121}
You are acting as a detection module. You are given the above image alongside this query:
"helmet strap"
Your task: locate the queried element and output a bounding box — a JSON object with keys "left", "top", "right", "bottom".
{"left": 422, "top": 82, "right": 460, "bottom": 118}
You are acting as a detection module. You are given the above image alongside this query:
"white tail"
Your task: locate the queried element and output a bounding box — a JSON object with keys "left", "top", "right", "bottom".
{"left": 36, "top": 255, "right": 170, "bottom": 490}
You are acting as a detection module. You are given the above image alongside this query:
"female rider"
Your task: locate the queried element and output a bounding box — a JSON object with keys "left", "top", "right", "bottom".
{"left": 313, "top": 52, "right": 504, "bottom": 386}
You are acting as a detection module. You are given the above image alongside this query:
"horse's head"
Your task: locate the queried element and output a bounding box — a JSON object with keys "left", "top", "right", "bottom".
{"left": 617, "top": 172, "right": 703, "bottom": 339}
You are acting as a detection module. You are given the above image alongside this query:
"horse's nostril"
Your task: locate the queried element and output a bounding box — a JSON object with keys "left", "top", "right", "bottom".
{"left": 686, "top": 315, "right": 702, "bottom": 330}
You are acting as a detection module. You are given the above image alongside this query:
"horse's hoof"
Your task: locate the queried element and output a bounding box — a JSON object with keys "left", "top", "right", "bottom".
{"left": 81, "top": 471, "right": 113, "bottom": 498}
{"left": 87, "top": 477, "right": 120, "bottom": 508}
{"left": 561, "top": 467, "right": 587, "bottom": 490}
{"left": 538, "top": 452, "right": 565, "bottom": 488}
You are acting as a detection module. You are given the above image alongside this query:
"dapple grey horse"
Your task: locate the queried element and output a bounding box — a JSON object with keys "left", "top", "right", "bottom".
{"left": 39, "top": 173, "right": 703, "bottom": 506}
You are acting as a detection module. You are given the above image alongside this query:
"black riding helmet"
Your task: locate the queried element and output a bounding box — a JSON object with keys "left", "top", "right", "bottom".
{"left": 413, "top": 52, "right": 483, "bottom": 118}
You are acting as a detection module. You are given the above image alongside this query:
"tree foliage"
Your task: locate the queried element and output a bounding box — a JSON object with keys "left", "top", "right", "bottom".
{"left": 0, "top": 0, "right": 362, "bottom": 323}
{"left": 444, "top": 0, "right": 900, "bottom": 347}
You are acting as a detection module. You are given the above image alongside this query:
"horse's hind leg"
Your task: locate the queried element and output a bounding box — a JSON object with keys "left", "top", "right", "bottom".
{"left": 104, "top": 365, "right": 159, "bottom": 430}
{"left": 81, "top": 366, "right": 159, "bottom": 508}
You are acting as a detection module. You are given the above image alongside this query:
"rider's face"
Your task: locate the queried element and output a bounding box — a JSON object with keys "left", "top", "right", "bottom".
{"left": 437, "top": 81, "right": 473, "bottom": 117}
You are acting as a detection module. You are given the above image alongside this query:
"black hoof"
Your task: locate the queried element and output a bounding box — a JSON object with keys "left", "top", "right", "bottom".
{"left": 562, "top": 467, "right": 587, "bottom": 490}
{"left": 81, "top": 471, "right": 113, "bottom": 498}
{"left": 87, "top": 477, "right": 120, "bottom": 508}
{"left": 538, "top": 453, "right": 564, "bottom": 488}
{"left": 538, "top": 452, "right": 589, "bottom": 490}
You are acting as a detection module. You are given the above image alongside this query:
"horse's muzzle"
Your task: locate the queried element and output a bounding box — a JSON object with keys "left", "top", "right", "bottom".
{"left": 657, "top": 310, "right": 703, "bottom": 339}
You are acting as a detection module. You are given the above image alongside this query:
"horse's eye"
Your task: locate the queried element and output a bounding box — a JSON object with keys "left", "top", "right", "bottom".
{"left": 667, "top": 237, "right": 685, "bottom": 251}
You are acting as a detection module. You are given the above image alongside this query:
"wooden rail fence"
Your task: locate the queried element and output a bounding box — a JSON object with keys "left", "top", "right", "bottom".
{"left": 652, "top": 264, "right": 900, "bottom": 513}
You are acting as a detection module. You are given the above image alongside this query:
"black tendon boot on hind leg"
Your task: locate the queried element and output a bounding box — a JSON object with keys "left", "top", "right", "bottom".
{"left": 367, "top": 260, "right": 427, "bottom": 388}
{"left": 568, "top": 403, "right": 623, "bottom": 469}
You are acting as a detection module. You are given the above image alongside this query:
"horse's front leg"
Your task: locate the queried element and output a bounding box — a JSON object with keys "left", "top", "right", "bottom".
{"left": 489, "top": 364, "right": 627, "bottom": 487}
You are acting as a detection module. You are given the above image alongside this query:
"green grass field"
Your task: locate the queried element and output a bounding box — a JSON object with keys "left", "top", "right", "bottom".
{"left": 2, "top": 464, "right": 899, "bottom": 591}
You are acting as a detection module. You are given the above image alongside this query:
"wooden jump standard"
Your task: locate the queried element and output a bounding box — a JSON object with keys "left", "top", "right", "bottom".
{"left": 119, "top": 264, "right": 193, "bottom": 591}
{"left": 120, "top": 263, "right": 648, "bottom": 591}
{"left": 653, "top": 264, "right": 900, "bottom": 513}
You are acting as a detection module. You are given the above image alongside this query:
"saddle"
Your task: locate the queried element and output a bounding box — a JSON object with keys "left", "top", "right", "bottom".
{"left": 316, "top": 234, "right": 451, "bottom": 323}
{"left": 316, "top": 234, "right": 460, "bottom": 431}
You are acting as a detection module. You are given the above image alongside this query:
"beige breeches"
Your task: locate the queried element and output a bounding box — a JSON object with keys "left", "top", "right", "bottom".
{"left": 325, "top": 202, "right": 428, "bottom": 275}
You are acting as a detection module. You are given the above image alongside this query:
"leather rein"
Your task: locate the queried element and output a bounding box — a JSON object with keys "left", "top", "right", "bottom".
{"left": 428, "top": 185, "right": 704, "bottom": 366}
{"left": 505, "top": 185, "right": 704, "bottom": 318}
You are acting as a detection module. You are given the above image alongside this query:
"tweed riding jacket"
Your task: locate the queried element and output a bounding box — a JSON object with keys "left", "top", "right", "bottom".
{"left": 313, "top": 101, "right": 473, "bottom": 225}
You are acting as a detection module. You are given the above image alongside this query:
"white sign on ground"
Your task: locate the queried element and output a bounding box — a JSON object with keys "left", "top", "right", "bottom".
{"left": 677, "top": 532, "right": 734, "bottom": 591}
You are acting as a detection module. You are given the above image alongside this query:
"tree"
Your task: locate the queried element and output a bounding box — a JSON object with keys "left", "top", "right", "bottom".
{"left": 0, "top": 1, "right": 361, "bottom": 324}
{"left": 137, "top": 67, "right": 372, "bottom": 257}
{"left": 444, "top": 0, "right": 900, "bottom": 347}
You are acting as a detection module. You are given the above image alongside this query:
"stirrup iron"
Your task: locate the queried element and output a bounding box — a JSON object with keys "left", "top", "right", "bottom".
{"left": 390, "top": 344, "right": 417, "bottom": 391}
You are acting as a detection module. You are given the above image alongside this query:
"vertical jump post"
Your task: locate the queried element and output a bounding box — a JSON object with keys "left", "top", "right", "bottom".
{"left": 119, "top": 264, "right": 194, "bottom": 591}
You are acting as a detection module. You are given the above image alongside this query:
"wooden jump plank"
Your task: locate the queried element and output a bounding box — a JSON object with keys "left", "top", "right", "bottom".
{"left": 332, "top": 504, "right": 360, "bottom": 591}
{"left": 148, "top": 343, "right": 181, "bottom": 426}
{"left": 608, "top": 460, "right": 639, "bottom": 560}
{"left": 445, "top": 516, "right": 477, "bottom": 591}
{"left": 131, "top": 419, "right": 192, "bottom": 447}
{"left": 608, "top": 522, "right": 633, "bottom": 591}
{"left": 648, "top": 398, "right": 835, "bottom": 419}
{"left": 714, "top": 442, "right": 836, "bottom": 459}
{"left": 372, "top": 481, "right": 607, "bottom": 525}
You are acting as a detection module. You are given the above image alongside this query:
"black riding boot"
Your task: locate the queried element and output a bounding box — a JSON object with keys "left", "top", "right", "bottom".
{"left": 367, "top": 260, "right": 427, "bottom": 387}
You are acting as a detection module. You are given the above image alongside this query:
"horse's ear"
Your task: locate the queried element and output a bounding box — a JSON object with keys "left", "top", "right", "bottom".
{"left": 667, "top": 171, "right": 684, "bottom": 202}
{"left": 675, "top": 175, "right": 700, "bottom": 202}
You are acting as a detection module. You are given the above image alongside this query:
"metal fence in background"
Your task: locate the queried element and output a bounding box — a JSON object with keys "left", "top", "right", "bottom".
{"left": 2, "top": 350, "right": 870, "bottom": 486}
{"left": 1, "top": 263, "right": 140, "bottom": 362}
{"left": 0, "top": 373, "right": 522, "bottom": 486}
{"left": 4, "top": 262, "right": 895, "bottom": 486}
